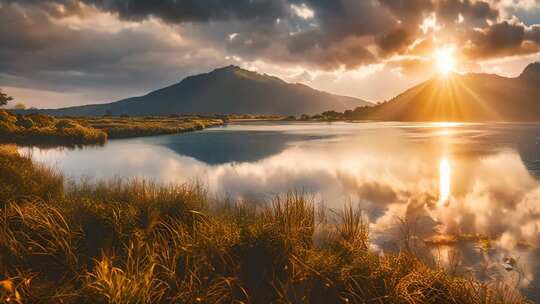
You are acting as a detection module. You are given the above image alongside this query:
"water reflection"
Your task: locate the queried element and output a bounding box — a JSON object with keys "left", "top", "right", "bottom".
{"left": 20, "top": 121, "right": 540, "bottom": 300}
{"left": 150, "top": 128, "right": 328, "bottom": 165}
{"left": 438, "top": 157, "right": 451, "bottom": 207}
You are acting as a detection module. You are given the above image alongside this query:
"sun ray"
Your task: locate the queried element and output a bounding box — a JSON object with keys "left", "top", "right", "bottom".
{"left": 453, "top": 77, "right": 502, "bottom": 121}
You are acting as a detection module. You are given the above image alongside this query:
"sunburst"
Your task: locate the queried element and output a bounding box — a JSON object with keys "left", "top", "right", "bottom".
{"left": 434, "top": 47, "right": 456, "bottom": 75}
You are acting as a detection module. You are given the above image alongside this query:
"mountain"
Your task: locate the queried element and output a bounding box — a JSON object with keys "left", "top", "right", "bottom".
{"left": 364, "top": 62, "right": 540, "bottom": 121}
{"left": 35, "top": 66, "right": 370, "bottom": 116}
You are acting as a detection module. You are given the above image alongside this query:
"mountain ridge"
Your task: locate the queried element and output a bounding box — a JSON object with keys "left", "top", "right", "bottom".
{"left": 30, "top": 66, "right": 370, "bottom": 117}
{"left": 358, "top": 62, "right": 540, "bottom": 122}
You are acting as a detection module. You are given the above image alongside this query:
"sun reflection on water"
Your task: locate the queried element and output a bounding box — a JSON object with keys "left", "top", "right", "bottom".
{"left": 439, "top": 157, "right": 451, "bottom": 207}
{"left": 430, "top": 122, "right": 463, "bottom": 128}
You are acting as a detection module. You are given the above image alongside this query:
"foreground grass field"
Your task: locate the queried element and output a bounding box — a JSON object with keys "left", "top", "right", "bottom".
{"left": 0, "top": 145, "right": 529, "bottom": 303}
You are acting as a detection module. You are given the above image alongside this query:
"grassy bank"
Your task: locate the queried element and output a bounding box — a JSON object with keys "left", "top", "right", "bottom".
{"left": 0, "top": 146, "right": 529, "bottom": 303}
{"left": 0, "top": 111, "right": 224, "bottom": 146}
{"left": 0, "top": 110, "right": 107, "bottom": 146}
{"left": 71, "top": 116, "right": 224, "bottom": 139}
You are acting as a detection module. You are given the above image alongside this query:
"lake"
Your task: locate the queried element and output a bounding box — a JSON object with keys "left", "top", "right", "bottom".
{"left": 21, "top": 121, "right": 540, "bottom": 300}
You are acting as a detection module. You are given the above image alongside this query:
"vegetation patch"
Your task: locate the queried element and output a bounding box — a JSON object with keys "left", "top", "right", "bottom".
{"left": 0, "top": 110, "right": 107, "bottom": 147}
{"left": 71, "top": 116, "right": 224, "bottom": 139}
{"left": 0, "top": 110, "right": 225, "bottom": 146}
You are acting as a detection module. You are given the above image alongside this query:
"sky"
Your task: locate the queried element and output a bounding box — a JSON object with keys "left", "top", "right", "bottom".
{"left": 1, "top": 0, "right": 540, "bottom": 108}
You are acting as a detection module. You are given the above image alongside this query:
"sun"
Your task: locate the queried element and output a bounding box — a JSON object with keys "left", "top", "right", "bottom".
{"left": 434, "top": 47, "right": 456, "bottom": 75}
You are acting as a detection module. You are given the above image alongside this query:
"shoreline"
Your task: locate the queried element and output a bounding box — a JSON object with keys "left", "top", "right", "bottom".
{"left": 0, "top": 110, "right": 225, "bottom": 147}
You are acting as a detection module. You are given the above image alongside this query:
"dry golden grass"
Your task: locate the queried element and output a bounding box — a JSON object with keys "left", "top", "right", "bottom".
{"left": 0, "top": 144, "right": 63, "bottom": 204}
{"left": 71, "top": 116, "right": 224, "bottom": 139}
{"left": 0, "top": 147, "right": 532, "bottom": 303}
{"left": 0, "top": 110, "right": 107, "bottom": 146}
{"left": 0, "top": 111, "right": 224, "bottom": 147}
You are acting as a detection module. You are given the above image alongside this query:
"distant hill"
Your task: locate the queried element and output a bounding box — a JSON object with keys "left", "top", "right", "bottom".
{"left": 32, "top": 66, "right": 370, "bottom": 116}
{"left": 363, "top": 62, "right": 540, "bottom": 121}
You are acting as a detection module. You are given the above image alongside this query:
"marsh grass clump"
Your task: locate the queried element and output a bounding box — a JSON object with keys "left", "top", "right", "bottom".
{"left": 86, "top": 242, "right": 168, "bottom": 304}
{"left": 0, "top": 147, "right": 532, "bottom": 303}
{"left": 334, "top": 202, "right": 370, "bottom": 251}
{"left": 0, "top": 144, "right": 63, "bottom": 204}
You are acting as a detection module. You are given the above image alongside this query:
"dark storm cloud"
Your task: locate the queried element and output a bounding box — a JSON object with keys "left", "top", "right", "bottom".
{"left": 304, "top": 0, "right": 394, "bottom": 37}
{"left": 379, "top": 0, "right": 434, "bottom": 22}
{"left": 290, "top": 0, "right": 395, "bottom": 66}
{"left": 0, "top": 0, "right": 392, "bottom": 83}
{"left": 84, "top": 0, "right": 288, "bottom": 23}
{"left": 464, "top": 20, "right": 540, "bottom": 58}
{"left": 211, "top": 0, "right": 398, "bottom": 69}
{"left": 3, "top": 0, "right": 531, "bottom": 71}
{"left": 376, "top": 28, "right": 415, "bottom": 54}
{"left": 183, "top": 0, "right": 396, "bottom": 69}
{"left": 471, "top": 21, "right": 525, "bottom": 52}
{"left": 0, "top": 2, "right": 226, "bottom": 95}
{"left": 1, "top": 0, "right": 288, "bottom": 21}
{"left": 436, "top": 0, "right": 498, "bottom": 25}
{"left": 526, "top": 24, "right": 540, "bottom": 44}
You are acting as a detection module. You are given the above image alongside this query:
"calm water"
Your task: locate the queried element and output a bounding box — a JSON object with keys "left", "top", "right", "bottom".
{"left": 21, "top": 121, "right": 540, "bottom": 299}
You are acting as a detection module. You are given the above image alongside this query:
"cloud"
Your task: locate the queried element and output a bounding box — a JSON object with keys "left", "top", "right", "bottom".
{"left": 290, "top": 3, "right": 315, "bottom": 19}
{"left": 4, "top": 0, "right": 288, "bottom": 23}
{"left": 436, "top": 0, "right": 498, "bottom": 25}
{"left": 463, "top": 20, "right": 540, "bottom": 58}
{"left": 526, "top": 24, "right": 540, "bottom": 43}
{"left": 379, "top": 0, "right": 434, "bottom": 24}
{"left": 1, "top": 0, "right": 540, "bottom": 107}
{"left": 468, "top": 21, "right": 526, "bottom": 55}
{"left": 0, "top": 2, "right": 230, "bottom": 105}
{"left": 87, "top": 0, "right": 287, "bottom": 23}
{"left": 376, "top": 28, "right": 416, "bottom": 54}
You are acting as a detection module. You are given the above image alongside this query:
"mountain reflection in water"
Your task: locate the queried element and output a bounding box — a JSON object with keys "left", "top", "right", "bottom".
{"left": 21, "top": 121, "right": 540, "bottom": 300}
